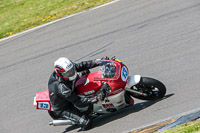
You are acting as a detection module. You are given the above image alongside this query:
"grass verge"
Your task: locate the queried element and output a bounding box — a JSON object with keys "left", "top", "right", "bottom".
{"left": 0, "top": 0, "right": 112, "bottom": 39}
{"left": 157, "top": 120, "right": 200, "bottom": 133}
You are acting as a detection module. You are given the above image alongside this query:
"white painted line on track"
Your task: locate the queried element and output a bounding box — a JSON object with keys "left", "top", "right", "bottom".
{"left": 124, "top": 107, "right": 200, "bottom": 133}
{"left": 0, "top": 0, "right": 120, "bottom": 42}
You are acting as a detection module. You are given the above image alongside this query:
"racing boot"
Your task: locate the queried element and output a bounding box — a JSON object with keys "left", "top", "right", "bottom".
{"left": 125, "top": 92, "right": 134, "bottom": 106}
{"left": 78, "top": 115, "right": 92, "bottom": 131}
{"left": 129, "top": 96, "right": 134, "bottom": 106}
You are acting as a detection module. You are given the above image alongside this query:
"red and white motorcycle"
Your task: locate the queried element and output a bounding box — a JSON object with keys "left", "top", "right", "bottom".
{"left": 33, "top": 57, "right": 166, "bottom": 126}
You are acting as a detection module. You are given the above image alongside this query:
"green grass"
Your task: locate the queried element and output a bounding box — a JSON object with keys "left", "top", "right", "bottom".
{"left": 0, "top": 0, "right": 112, "bottom": 39}
{"left": 157, "top": 120, "right": 200, "bottom": 133}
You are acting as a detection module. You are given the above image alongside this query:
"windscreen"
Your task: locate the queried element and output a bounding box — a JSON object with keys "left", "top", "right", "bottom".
{"left": 92, "top": 61, "right": 120, "bottom": 80}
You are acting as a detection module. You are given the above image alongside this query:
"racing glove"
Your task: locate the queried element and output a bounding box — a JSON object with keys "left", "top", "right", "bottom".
{"left": 88, "top": 82, "right": 112, "bottom": 103}
{"left": 95, "top": 56, "right": 110, "bottom": 66}
{"left": 78, "top": 115, "right": 92, "bottom": 130}
{"left": 88, "top": 96, "right": 99, "bottom": 104}
{"left": 88, "top": 92, "right": 106, "bottom": 103}
{"left": 97, "top": 82, "right": 112, "bottom": 101}
{"left": 101, "top": 56, "right": 109, "bottom": 60}
{"left": 94, "top": 59, "right": 102, "bottom": 66}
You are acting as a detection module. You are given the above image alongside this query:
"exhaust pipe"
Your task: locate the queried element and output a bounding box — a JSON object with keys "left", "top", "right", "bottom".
{"left": 49, "top": 120, "right": 72, "bottom": 126}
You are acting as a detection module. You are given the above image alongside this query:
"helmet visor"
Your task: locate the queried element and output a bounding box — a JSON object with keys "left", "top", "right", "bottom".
{"left": 62, "top": 67, "right": 76, "bottom": 78}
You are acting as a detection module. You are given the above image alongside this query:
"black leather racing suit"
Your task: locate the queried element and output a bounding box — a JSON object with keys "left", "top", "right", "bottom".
{"left": 48, "top": 60, "right": 98, "bottom": 124}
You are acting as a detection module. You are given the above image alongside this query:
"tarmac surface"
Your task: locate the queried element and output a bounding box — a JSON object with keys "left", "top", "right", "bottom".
{"left": 1, "top": 0, "right": 200, "bottom": 133}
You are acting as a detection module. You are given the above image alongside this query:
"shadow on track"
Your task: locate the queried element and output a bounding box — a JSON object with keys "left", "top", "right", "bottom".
{"left": 63, "top": 93, "right": 174, "bottom": 132}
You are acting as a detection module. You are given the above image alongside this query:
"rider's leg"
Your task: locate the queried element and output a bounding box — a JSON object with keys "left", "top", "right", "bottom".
{"left": 58, "top": 104, "right": 92, "bottom": 130}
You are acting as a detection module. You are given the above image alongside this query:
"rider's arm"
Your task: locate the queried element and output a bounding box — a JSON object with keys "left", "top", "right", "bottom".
{"left": 75, "top": 60, "right": 99, "bottom": 72}
{"left": 66, "top": 92, "right": 97, "bottom": 108}
{"left": 58, "top": 82, "right": 97, "bottom": 108}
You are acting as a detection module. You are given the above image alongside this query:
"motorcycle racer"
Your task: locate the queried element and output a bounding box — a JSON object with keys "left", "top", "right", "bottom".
{"left": 48, "top": 57, "right": 110, "bottom": 130}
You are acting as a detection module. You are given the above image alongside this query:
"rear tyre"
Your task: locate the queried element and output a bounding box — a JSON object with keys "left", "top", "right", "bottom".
{"left": 48, "top": 111, "right": 60, "bottom": 120}
{"left": 130, "top": 77, "right": 166, "bottom": 100}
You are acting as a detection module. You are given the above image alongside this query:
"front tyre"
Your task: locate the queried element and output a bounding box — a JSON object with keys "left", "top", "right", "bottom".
{"left": 131, "top": 77, "right": 166, "bottom": 100}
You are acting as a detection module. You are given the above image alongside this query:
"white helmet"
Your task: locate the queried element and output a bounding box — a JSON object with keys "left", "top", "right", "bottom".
{"left": 54, "top": 57, "right": 77, "bottom": 81}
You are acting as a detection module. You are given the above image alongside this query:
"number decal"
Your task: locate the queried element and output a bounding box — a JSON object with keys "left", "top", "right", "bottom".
{"left": 38, "top": 102, "right": 50, "bottom": 109}
{"left": 102, "top": 104, "right": 114, "bottom": 108}
{"left": 121, "top": 66, "right": 128, "bottom": 81}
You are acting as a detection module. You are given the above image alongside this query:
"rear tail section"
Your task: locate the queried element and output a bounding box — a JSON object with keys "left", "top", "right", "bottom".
{"left": 33, "top": 90, "right": 53, "bottom": 111}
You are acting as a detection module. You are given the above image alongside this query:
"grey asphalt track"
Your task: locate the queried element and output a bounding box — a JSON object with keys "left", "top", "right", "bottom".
{"left": 1, "top": 0, "right": 200, "bottom": 133}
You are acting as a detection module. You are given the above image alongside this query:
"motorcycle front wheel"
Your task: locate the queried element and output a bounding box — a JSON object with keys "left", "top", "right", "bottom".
{"left": 130, "top": 77, "right": 166, "bottom": 100}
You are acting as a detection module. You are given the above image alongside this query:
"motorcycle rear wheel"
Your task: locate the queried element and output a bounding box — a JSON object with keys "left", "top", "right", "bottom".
{"left": 48, "top": 111, "right": 60, "bottom": 120}
{"left": 130, "top": 77, "right": 166, "bottom": 100}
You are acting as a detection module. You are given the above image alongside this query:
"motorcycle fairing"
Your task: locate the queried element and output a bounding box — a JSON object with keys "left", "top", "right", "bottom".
{"left": 125, "top": 75, "right": 141, "bottom": 88}
{"left": 75, "top": 73, "right": 103, "bottom": 96}
{"left": 75, "top": 60, "right": 129, "bottom": 97}
{"left": 93, "top": 90, "right": 126, "bottom": 113}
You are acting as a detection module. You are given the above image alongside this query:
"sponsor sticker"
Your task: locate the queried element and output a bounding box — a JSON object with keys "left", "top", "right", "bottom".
{"left": 102, "top": 103, "right": 114, "bottom": 108}
{"left": 66, "top": 63, "right": 72, "bottom": 69}
{"left": 84, "top": 90, "right": 95, "bottom": 95}
{"left": 121, "top": 66, "right": 128, "bottom": 81}
{"left": 111, "top": 88, "right": 123, "bottom": 95}
{"left": 115, "top": 59, "right": 122, "bottom": 63}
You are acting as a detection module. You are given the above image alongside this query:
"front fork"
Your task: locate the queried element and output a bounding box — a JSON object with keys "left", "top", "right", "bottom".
{"left": 125, "top": 75, "right": 148, "bottom": 97}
